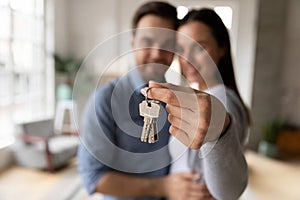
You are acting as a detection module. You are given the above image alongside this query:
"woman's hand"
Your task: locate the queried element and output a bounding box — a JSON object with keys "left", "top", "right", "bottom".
{"left": 141, "top": 81, "right": 230, "bottom": 149}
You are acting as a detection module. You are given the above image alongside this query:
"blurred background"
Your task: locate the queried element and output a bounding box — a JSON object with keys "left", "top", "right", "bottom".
{"left": 0, "top": 0, "right": 299, "bottom": 199}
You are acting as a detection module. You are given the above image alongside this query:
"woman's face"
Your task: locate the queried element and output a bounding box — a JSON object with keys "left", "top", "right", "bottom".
{"left": 177, "top": 21, "right": 225, "bottom": 88}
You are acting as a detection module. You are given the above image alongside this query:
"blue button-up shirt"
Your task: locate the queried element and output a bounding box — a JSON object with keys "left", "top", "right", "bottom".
{"left": 77, "top": 68, "right": 171, "bottom": 200}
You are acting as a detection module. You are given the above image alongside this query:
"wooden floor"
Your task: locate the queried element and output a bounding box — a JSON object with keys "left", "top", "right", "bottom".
{"left": 0, "top": 159, "right": 88, "bottom": 200}
{"left": 1, "top": 152, "right": 300, "bottom": 200}
{"left": 245, "top": 150, "right": 300, "bottom": 200}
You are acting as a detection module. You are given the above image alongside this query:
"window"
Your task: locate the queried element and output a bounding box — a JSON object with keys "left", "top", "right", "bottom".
{"left": 177, "top": 6, "right": 189, "bottom": 20}
{"left": 214, "top": 6, "right": 233, "bottom": 29}
{"left": 0, "top": 0, "right": 54, "bottom": 147}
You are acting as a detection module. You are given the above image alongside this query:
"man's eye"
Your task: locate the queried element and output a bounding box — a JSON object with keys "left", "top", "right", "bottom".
{"left": 139, "top": 38, "right": 153, "bottom": 47}
{"left": 161, "top": 41, "right": 175, "bottom": 51}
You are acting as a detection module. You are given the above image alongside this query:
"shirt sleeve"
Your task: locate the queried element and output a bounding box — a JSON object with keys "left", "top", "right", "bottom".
{"left": 77, "top": 145, "right": 111, "bottom": 194}
{"left": 77, "top": 83, "right": 117, "bottom": 194}
{"left": 201, "top": 90, "right": 248, "bottom": 200}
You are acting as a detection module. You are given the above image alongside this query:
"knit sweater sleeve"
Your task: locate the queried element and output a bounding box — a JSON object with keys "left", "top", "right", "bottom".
{"left": 201, "top": 89, "right": 249, "bottom": 200}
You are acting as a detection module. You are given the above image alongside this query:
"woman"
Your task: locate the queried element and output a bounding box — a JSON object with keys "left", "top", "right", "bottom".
{"left": 143, "top": 9, "right": 250, "bottom": 200}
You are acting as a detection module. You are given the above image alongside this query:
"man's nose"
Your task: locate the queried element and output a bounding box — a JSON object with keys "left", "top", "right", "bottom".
{"left": 150, "top": 47, "right": 164, "bottom": 59}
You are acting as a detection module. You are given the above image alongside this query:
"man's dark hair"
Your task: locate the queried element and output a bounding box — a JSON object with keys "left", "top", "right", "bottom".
{"left": 132, "top": 1, "right": 178, "bottom": 33}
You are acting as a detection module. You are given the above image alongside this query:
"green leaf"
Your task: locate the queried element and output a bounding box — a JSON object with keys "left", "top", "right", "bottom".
{"left": 261, "top": 118, "right": 284, "bottom": 143}
{"left": 53, "top": 54, "right": 82, "bottom": 74}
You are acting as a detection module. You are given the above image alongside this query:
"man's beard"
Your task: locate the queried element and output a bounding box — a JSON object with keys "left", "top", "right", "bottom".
{"left": 141, "top": 64, "right": 168, "bottom": 83}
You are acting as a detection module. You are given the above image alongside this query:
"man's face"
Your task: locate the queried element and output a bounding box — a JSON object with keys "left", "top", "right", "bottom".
{"left": 132, "top": 15, "right": 176, "bottom": 82}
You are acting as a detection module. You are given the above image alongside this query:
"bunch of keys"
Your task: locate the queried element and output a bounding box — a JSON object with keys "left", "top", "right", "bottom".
{"left": 139, "top": 89, "right": 161, "bottom": 143}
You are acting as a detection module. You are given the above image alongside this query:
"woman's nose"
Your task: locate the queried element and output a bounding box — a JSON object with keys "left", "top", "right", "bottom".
{"left": 181, "top": 51, "right": 194, "bottom": 64}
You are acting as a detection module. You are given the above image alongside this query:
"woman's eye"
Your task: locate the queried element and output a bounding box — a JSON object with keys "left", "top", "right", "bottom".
{"left": 193, "top": 45, "right": 204, "bottom": 53}
{"left": 176, "top": 46, "right": 184, "bottom": 54}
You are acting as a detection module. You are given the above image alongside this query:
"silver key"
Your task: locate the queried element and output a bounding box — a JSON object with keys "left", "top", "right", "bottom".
{"left": 139, "top": 100, "right": 160, "bottom": 143}
{"left": 147, "top": 117, "right": 154, "bottom": 143}
{"left": 139, "top": 101, "right": 152, "bottom": 142}
{"left": 148, "top": 118, "right": 158, "bottom": 143}
{"left": 152, "top": 118, "right": 159, "bottom": 142}
{"left": 141, "top": 117, "right": 150, "bottom": 142}
{"left": 147, "top": 117, "right": 155, "bottom": 143}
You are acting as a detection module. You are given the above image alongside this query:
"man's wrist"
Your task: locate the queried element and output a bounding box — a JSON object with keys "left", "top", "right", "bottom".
{"left": 149, "top": 177, "right": 167, "bottom": 197}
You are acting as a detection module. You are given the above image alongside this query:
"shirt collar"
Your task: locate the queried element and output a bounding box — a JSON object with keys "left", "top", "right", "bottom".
{"left": 128, "top": 66, "right": 167, "bottom": 94}
{"left": 128, "top": 67, "right": 147, "bottom": 94}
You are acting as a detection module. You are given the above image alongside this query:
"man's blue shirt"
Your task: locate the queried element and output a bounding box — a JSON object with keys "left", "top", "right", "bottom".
{"left": 77, "top": 68, "right": 171, "bottom": 200}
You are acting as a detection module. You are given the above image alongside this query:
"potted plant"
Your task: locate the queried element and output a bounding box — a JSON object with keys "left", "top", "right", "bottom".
{"left": 54, "top": 54, "right": 82, "bottom": 100}
{"left": 277, "top": 125, "right": 300, "bottom": 156}
{"left": 258, "top": 118, "right": 284, "bottom": 158}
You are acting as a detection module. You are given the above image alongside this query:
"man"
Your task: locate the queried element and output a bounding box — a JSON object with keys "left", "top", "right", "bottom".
{"left": 77, "top": 2, "right": 205, "bottom": 200}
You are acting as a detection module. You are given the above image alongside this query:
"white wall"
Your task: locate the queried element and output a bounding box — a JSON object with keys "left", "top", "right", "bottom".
{"left": 55, "top": 0, "right": 119, "bottom": 59}
{"left": 249, "top": 0, "right": 287, "bottom": 149}
{"left": 281, "top": 0, "right": 300, "bottom": 126}
{"left": 235, "top": 0, "right": 258, "bottom": 107}
{"left": 54, "top": 0, "right": 68, "bottom": 58}
{"left": 249, "top": 0, "right": 300, "bottom": 149}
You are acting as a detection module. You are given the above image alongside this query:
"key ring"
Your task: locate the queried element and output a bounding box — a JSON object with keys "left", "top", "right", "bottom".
{"left": 146, "top": 87, "right": 159, "bottom": 105}
{"left": 146, "top": 87, "right": 151, "bottom": 102}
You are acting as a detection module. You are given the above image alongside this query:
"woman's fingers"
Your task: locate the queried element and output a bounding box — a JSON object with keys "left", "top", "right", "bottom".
{"left": 142, "top": 82, "right": 214, "bottom": 113}
{"left": 166, "top": 104, "right": 211, "bottom": 131}
{"left": 140, "top": 81, "right": 228, "bottom": 148}
{"left": 168, "top": 114, "right": 198, "bottom": 138}
{"left": 166, "top": 105, "right": 197, "bottom": 125}
{"left": 141, "top": 82, "right": 202, "bottom": 109}
{"left": 169, "top": 125, "right": 190, "bottom": 146}
{"left": 169, "top": 125, "right": 205, "bottom": 149}
{"left": 149, "top": 80, "right": 199, "bottom": 93}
